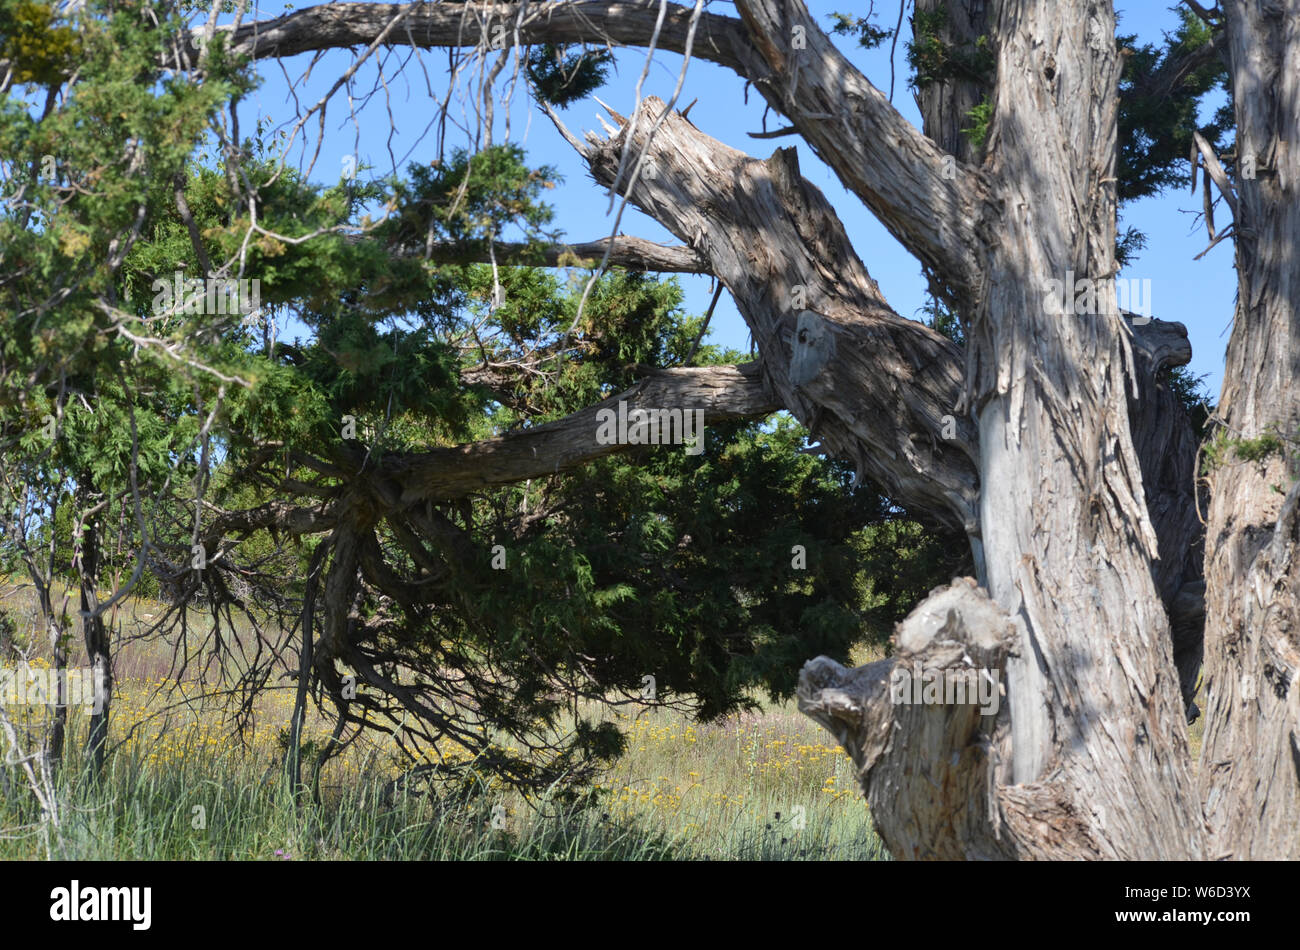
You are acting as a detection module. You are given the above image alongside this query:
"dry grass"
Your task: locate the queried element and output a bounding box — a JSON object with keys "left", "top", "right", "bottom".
{"left": 0, "top": 577, "right": 886, "bottom": 859}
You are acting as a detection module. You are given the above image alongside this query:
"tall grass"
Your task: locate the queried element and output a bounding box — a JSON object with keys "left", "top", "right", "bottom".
{"left": 0, "top": 708, "right": 886, "bottom": 860}
{"left": 0, "top": 576, "right": 887, "bottom": 859}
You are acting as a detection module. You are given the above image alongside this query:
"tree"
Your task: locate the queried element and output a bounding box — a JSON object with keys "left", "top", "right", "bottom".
{"left": 3, "top": 0, "right": 1294, "bottom": 859}
{"left": 2, "top": 6, "right": 954, "bottom": 807}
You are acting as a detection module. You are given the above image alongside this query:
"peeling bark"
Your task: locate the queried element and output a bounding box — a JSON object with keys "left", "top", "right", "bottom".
{"left": 1198, "top": 0, "right": 1300, "bottom": 861}
{"left": 959, "top": 0, "right": 1201, "bottom": 857}
{"left": 731, "top": 0, "right": 990, "bottom": 304}
{"left": 566, "top": 95, "right": 1205, "bottom": 707}
{"left": 570, "top": 97, "right": 981, "bottom": 534}
{"left": 798, "top": 578, "right": 1105, "bottom": 859}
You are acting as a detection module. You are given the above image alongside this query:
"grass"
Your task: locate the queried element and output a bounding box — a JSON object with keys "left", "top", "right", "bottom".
{"left": 0, "top": 701, "right": 885, "bottom": 860}
{"left": 0, "top": 577, "right": 887, "bottom": 860}
{"left": 2, "top": 574, "right": 1208, "bottom": 861}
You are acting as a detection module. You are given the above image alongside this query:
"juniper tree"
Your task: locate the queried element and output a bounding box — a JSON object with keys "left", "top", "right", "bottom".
{"left": 1, "top": 3, "right": 945, "bottom": 800}
{"left": 6, "top": 0, "right": 1296, "bottom": 861}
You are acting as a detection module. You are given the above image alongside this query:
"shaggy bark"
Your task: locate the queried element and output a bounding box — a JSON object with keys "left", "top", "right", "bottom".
{"left": 565, "top": 97, "right": 982, "bottom": 534}
{"left": 597, "top": 71, "right": 1198, "bottom": 851}
{"left": 953, "top": 0, "right": 1200, "bottom": 857}
{"left": 799, "top": 579, "right": 1105, "bottom": 859}
{"left": 1197, "top": 0, "right": 1300, "bottom": 860}
{"left": 730, "top": 0, "right": 991, "bottom": 305}
{"left": 1126, "top": 321, "right": 1206, "bottom": 718}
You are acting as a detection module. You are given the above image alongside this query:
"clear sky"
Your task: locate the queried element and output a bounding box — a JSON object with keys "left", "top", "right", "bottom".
{"left": 235, "top": 0, "right": 1235, "bottom": 401}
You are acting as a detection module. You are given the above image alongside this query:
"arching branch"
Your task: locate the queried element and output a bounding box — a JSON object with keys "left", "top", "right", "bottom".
{"left": 377, "top": 234, "right": 709, "bottom": 273}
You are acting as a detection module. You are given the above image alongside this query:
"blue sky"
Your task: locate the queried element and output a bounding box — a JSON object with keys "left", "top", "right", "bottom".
{"left": 235, "top": 0, "right": 1235, "bottom": 401}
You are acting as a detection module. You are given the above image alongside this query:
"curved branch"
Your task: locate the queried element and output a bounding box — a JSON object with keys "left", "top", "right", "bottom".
{"left": 380, "top": 234, "right": 708, "bottom": 273}
{"left": 220, "top": 1, "right": 750, "bottom": 72}
{"left": 390, "top": 362, "right": 778, "bottom": 504}
{"left": 730, "top": 0, "right": 990, "bottom": 301}
{"left": 217, "top": 1, "right": 987, "bottom": 299}
{"left": 571, "top": 95, "right": 982, "bottom": 533}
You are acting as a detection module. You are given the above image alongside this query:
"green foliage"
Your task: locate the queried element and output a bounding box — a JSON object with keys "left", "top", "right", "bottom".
{"left": 526, "top": 44, "right": 613, "bottom": 107}
{"left": 457, "top": 412, "right": 886, "bottom": 720}
{"left": 1232, "top": 434, "right": 1285, "bottom": 464}
{"left": 0, "top": 2, "right": 995, "bottom": 800}
{"left": 1115, "top": 225, "right": 1149, "bottom": 269}
{"left": 392, "top": 145, "right": 559, "bottom": 244}
{"left": 1117, "top": 8, "right": 1231, "bottom": 204}
{"left": 0, "top": 605, "right": 23, "bottom": 658}
{"left": 1160, "top": 365, "right": 1213, "bottom": 442}
{"left": 961, "top": 96, "right": 993, "bottom": 151}
{"left": 919, "top": 293, "right": 965, "bottom": 347}
{"left": 906, "top": 7, "right": 995, "bottom": 89}
{"left": 854, "top": 519, "right": 969, "bottom": 642}
{"left": 0, "top": 0, "right": 82, "bottom": 84}
{"left": 1202, "top": 429, "right": 1290, "bottom": 475}
{"left": 0, "top": 0, "right": 250, "bottom": 399}
{"left": 828, "top": 11, "right": 893, "bottom": 50}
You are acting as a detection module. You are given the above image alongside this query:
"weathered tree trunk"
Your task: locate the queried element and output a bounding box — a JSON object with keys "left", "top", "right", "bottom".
{"left": 968, "top": 1, "right": 1199, "bottom": 854}
{"left": 1197, "top": 0, "right": 1300, "bottom": 860}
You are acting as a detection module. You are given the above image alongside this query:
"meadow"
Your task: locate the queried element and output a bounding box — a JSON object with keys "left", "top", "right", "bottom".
{"left": 0, "top": 578, "right": 887, "bottom": 861}
{"left": 1, "top": 574, "right": 1209, "bottom": 861}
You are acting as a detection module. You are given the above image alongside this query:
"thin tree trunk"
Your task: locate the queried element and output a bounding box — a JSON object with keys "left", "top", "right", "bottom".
{"left": 25, "top": 498, "right": 71, "bottom": 772}
{"left": 43, "top": 586, "right": 68, "bottom": 770}
{"left": 75, "top": 483, "right": 112, "bottom": 777}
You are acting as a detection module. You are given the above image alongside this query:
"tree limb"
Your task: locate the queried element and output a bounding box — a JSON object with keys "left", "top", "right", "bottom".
{"left": 389, "top": 361, "right": 778, "bottom": 505}
{"left": 219, "top": 1, "right": 751, "bottom": 72}
{"left": 377, "top": 234, "right": 709, "bottom": 273}
{"left": 216, "top": 1, "right": 989, "bottom": 302}
{"left": 569, "top": 95, "right": 982, "bottom": 532}
{"left": 730, "top": 0, "right": 991, "bottom": 303}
